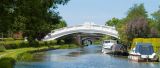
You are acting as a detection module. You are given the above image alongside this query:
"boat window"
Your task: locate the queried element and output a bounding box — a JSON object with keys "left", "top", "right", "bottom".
{"left": 135, "top": 44, "right": 154, "bottom": 55}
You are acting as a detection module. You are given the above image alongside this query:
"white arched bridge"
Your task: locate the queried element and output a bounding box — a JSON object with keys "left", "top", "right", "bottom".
{"left": 43, "top": 22, "right": 119, "bottom": 41}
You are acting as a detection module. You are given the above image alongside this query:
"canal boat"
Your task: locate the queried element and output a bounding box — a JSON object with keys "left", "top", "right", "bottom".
{"left": 128, "top": 43, "right": 159, "bottom": 62}
{"left": 111, "top": 44, "right": 129, "bottom": 56}
{"left": 101, "top": 40, "right": 117, "bottom": 54}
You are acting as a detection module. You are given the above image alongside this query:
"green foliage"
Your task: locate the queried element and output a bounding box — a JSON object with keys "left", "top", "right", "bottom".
{"left": 0, "top": 39, "right": 28, "bottom": 49}
{"left": 59, "top": 44, "right": 78, "bottom": 49}
{"left": 0, "top": 57, "right": 15, "bottom": 68}
{"left": 17, "top": 52, "right": 33, "bottom": 62}
{"left": 56, "top": 20, "right": 67, "bottom": 28}
{"left": 105, "top": 4, "right": 155, "bottom": 46}
{"left": 0, "top": 0, "right": 15, "bottom": 35}
{"left": 39, "top": 40, "right": 57, "bottom": 47}
{"left": 152, "top": 8, "right": 160, "bottom": 31}
{"left": 118, "top": 4, "right": 149, "bottom": 46}
{"left": 49, "top": 40, "right": 57, "bottom": 45}
{"left": 57, "top": 40, "right": 65, "bottom": 45}
{"left": 105, "top": 17, "right": 122, "bottom": 28}
{"left": 28, "top": 41, "right": 39, "bottom": 47}
{"left": 12, "top": 16, "right": 27, "bottom": 32}
{"left": 0, "top": 0, "right": 70, "bottom": 46}
{"left": 0, "top": 45, "right": 6, "bottom": 52}
{"left": 126, "top": 17, "right": 150, "bottom": 40}
{"left": 0, "top": 39, "right": 57, "bottom": 49}
{"left": 0, "top": 38, "right": 14, "bottom": 41}
{"left": 152, "top": 8, "right": 160, "bottom": 22}
{"left": 126, "top": 4, "right": 148, "bottom": 22}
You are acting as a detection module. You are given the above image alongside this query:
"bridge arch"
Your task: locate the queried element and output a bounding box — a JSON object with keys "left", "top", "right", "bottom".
{"left": 43, "top": 22, "right": 119, "bottom": 41}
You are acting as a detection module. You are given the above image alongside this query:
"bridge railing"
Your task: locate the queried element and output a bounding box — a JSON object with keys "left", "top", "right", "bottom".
{"left": 51, "top": 24, "right": 116, "bottom": 33}
{"left": 43, "top": 24, "right": 118, "bottom": 41}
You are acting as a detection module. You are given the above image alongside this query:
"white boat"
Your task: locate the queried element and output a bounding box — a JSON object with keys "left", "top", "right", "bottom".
{"left": 128, "top": 43, "right": 159, "bottom": 62}
{"left": 101, "top": 40, "right": 117, "bottom": 54}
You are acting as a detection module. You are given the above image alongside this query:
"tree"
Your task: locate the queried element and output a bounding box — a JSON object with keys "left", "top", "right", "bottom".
{"left": 56, "top": 20, "right": 67, "bottom": 29}
{"left": 105, "top": 17, "right": 122, "bottom": 28}
{"left": 125, "top": 4, "right": 148, "bottom": 22}
{"left": 17, "top": 0, "right": 69, "bottom": 46}
{"left": 0, "top": 0, "right": 70, "bottom": 46}
{"left": 0, "top": 0, "right": 16, "bottom": 37}
{"left": 150, "top": 27, "right": 159, "bottom": 37}
{"left": 152, "top": 7, "right": 160, "bottom": 31}
{"left": 117, "top": 4, "right": 149, "bottom": 46}
{"left": 126, "top": 17, "right": 150, "bottom": 40}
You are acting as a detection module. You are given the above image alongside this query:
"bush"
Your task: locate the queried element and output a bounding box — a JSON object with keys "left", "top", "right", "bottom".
{"left": 29, "top": 41, "right": 39, "bottom": 47}
{"left": 0, "top": 57, "right": 16, "bottom": 68}
{"left": 19, "top": 42, "right": 29, "bottom": 48}
{"left": 49, "top": 40, "right": 57, "bottom": 45}
{"left": 38, "top": 40, "right": 57, "bottom": 47}
{"left": 0, "top": 38, "right": 14, "bottom": 41}
{"left": 44, "top": 41, "right": 48, "bottom": 46}
{"left": 3, "top": 43, "right": 20, "bottom": 49}
{"left": 17, "top": 52, "right": 33, "bottom": 62}
{"left": 0, "top": 41, "right": 29, "bottom": 49}
{"left": 0, "top": 45, "right": 6, "bottom": 52}
{"left": 57, "top": 40, "right": 65, "bottom": 45}
{"left": 0, "top": 39, "right": 57, "bottom": 49}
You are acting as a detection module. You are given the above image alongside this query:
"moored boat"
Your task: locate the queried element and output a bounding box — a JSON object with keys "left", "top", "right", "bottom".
{"left": 101, "top": 40, "right": 117, "bottom": 54}
{"left": 128, "top": 43, "right": 159, "bottom": 62}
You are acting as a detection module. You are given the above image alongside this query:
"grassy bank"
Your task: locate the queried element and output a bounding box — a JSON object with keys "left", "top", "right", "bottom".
{"left": 0, "top": 44, "right": 78, "bottom": 59}
{"left": 0, "top": 41, "right": 79, "bottom": 68}
{"left": 0, "top": 39, "right": 57, "bottom": 49}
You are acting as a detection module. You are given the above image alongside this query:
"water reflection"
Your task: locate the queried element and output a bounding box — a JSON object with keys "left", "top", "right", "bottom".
{"left": 15, "top": 45, "right": 160, "bottom": 68}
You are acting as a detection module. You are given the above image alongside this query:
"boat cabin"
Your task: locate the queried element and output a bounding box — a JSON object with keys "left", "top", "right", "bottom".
{"left": 129, "top": 43, "right": 159, "bottom": 62}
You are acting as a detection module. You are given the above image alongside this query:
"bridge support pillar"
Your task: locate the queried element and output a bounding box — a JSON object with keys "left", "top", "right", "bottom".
{"left": 76, "top": 34, "right": 82, "bottom": 46}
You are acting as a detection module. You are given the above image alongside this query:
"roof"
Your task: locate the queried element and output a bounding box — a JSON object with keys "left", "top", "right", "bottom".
{"left": 135, "top": 43, "right": 154, "bottom": 55}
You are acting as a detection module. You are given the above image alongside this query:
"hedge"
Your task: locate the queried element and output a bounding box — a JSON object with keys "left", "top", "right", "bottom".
{"left": 0, "top": 40, "right": 57, "bottom": 49}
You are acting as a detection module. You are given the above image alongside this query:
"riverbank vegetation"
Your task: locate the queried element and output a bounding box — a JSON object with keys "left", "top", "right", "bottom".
{"left": 105, "top": 4, "right": 160, "bottom": 59}
{"left": 105, "top": 4, "right": 160, "bottom": 49}
{"left": 0, "top": 57, "right": 15, "bottom": 68}
{"left": 0, "top": 41, "right": 79, "bottom": 68}
{"left": 0, "top": 43, "right": 78, "bottom": 59}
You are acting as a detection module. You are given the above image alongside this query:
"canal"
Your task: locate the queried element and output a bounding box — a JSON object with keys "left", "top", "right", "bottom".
{"left": 15, "top": 45, "right": 160, "bottom": 68}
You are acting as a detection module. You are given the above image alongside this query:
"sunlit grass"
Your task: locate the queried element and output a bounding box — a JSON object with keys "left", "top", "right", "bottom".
{"left": 0, "top": 44, "right": 78, "bottom": 60}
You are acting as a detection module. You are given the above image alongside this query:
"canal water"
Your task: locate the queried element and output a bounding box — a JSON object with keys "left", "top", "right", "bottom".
{"left": 15, "top": 45, "right": 160, "bottom": 68}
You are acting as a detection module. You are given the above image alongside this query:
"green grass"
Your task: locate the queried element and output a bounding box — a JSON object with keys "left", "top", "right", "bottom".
{"left": 0, "top": 38, "right": 79, "bottom": 67}
{"left": 0, "top": 40, "right": 24, "bottom": 44}
{"left": 0, "top": 46, "right": 57, "bottom": 59}
{"left": 0, "top": 44, "right": 78, "bottom": 60}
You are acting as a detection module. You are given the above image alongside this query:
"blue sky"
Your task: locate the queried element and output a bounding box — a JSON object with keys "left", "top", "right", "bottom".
{"left": 57, "top": 0, "right": 160, "bottom": 26}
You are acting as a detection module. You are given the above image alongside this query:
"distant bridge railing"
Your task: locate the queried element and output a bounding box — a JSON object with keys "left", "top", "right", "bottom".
{"left": 43, "top": 23, "right": 118, "bottom": 41}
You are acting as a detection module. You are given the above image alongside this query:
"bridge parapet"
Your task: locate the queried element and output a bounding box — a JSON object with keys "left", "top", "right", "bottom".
{"left": 43, "top": 23, "right": 118, "bottom": 41}
{"left": 52, "top": 23, "right": 116, "bottom": 33}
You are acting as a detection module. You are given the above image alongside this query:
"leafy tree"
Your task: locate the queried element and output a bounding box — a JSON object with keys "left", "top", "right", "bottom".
{"left": 118, "top": 4, "right": 149, "bottom": 46}
{"left": 126, "top": 17, "right": 150, "bottom": 40}
{"left": 0, "top": 0, "right": 70, "bottom": 46}
{"left": 105, "top": 17, "right": 122, "bottom": 28}
{"left": 56, "top": 20, "right": 67, "bottom": 29}
{"left": 0, "top": 0, "right": 16, "bottom": 37}
{"left": 152, "top": 7, "right": 160, "bottom": 31}
{"left": 125, "top": 4, "right": 148, "bottom": 22}
{"left": 150, "top": 27, "right": 159, "bottom": 37}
